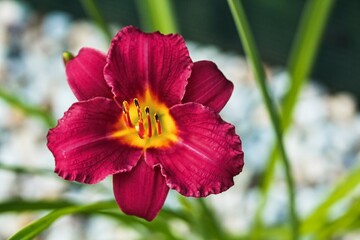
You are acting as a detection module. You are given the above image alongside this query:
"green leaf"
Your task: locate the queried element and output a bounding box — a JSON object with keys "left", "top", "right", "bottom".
{"left": 0, "top": 199, "right": 74, "bottom": 213}
{"left": 283, "top": 0, "right": 336, "bottom": 130}
{"left": 227, "top": 0, "right": 298, "bottom": 238}
{"left": 176, "top": 196, "right": 229, "bottom": 239}
{"left": 196, "top": 198, "right": 227, "bottom": 239}
{"left": 316, "top": 198, "right": 360, "bottom": 239}
{"left": 9, "top": 200, "right": 117, "bottom": 240}
{"left": 6, "top": 199, "right": 192, "bottom": 240}
{"left": 0, "top": 88, "right": 55, "bottom": 127}
{"left": 80, "top": 0, "right": 113, "bottom": 42}
{"left": 135, "top": 0, "right": 178, "bottom": 33}
{"left": 254, "top": 0, "right": 336, "bottom": 233}
{"left": 301, "top": 166, "right": 360, "bottom": 234}
{"left": 97, "top": 210, "right": 182, "bottom": 239}
{"left": 0, "top": 163, "right": 53, "bottom": 175}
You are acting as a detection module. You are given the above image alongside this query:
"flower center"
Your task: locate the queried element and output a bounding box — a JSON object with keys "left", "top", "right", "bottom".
{"left": 122, "top": 98, "right": 161, "bottom": 139}
{"left": 112, "top": 90, "right": 178, "bottom": 149}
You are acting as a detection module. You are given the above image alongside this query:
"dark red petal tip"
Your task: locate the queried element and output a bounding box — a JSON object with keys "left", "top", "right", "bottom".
{"left": 183, "top": 60, "right": 234, "bottom": 113}
{"left": 113, "top": 159, "right": 169, "bottom": 221}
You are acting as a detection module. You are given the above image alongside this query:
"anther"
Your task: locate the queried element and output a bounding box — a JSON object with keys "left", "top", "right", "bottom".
{"left": 121, "top": 98, "right": 161, "bottom": 139}
{"left": 122, "top": 100, "right": 133, "bottom": 127}
{"left": 132, "top": 98, "right": 145, "bottom": 138}
{"left": 154, "top": 113, "right": 162, "bottom": 135}
{"left": 145, "top": 106, "right": 152, "bottom": 137}
{"left": 134, "top": 98, "right": 140, "bottom": 109}
{"left": 134, "top": 98, "right": 142, "bottom": 120}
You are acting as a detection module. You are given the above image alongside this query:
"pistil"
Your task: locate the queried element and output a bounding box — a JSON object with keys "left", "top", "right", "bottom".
{"left": 145, "top": 106, "right": 152, "bottom": 137}
{"left": 134, "top": 98, "right": 145, "bottom": 139}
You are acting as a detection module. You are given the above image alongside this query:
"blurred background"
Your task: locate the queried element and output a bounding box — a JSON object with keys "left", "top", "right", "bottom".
{"left": 0, "top": 0, "right": 360, "bottom": 239}
{"left": 24, "top": 0, "right": 360, "bottom": 101}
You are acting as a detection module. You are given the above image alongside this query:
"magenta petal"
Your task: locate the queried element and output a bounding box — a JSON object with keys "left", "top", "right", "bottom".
{"left": 66, "top": 47, "right": 113, "bottom": 101}
{"left": 113, "top": 158, "right": 169, "bottom": 221}
{"left": 146, "top": 103, "right": 244, "bottom": 197}
{"left": 47, "top": 98, "right": 142, "bottom": 184}
{"left": 104, "top": 26, "right": 193, "bottom": 106}
{"left": 182, "top": 61, "right": 234, "bottom": 113}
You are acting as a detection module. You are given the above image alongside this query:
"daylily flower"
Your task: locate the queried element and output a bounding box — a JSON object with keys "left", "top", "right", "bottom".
{"left": 47, "top": 26, "right": 244, "bottom": 221}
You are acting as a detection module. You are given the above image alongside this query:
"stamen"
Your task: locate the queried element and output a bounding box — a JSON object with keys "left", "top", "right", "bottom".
{"left": 134, "top": 98, "right": 143, "bottom": 121}
{"left": 120, "top": 98, "right": 163, "bottom": 139}
{"left": 122, "top": 101, "right": 130, "bottom": 112}
{"left": 145, "top": 106, "right": 152, "bottom": 137}
{"left": 122, "top": 110, "right": 128, "bottom": 126}
{"left": 154, "top": 113, "right": 162, "bottom": 135}
{"left": 134, "top": 98, "right": 140, "bottom": 109}
{"left": 122, "top": 101, "right": 133, "bottom": 127}
{"left": 133, "top": 98, "right": 145, "bottom": 138}
{"left": 137, "top": 120, "right": 145, "bottom": 139}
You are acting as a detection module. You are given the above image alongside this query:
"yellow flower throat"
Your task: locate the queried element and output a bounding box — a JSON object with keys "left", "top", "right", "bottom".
{"left": 112, "top": 90, "right": 178, "bottom": 149}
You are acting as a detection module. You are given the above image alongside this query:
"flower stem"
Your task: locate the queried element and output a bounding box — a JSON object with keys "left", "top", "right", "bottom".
{"left": 0, "top": 88, "right": 55, "bottom": 127}
{"left": 197, "top": 198, "right": 226, "bottom": 239}
{"left": 227, "top": 0, "right": 298, "bottom": 238}
{"left": 283, "top": 0, "right": 336, "bottom": 129}
{"left": 135, "top": 0, "right": 178, "bottom": 34}
{"left": 254, "top": 0, "right": 336, "bottom": 234}
{"left": 80, "top": 0, "right": 113, "bottom": 42}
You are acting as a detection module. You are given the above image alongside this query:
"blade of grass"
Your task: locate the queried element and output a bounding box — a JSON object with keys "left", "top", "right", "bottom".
{"left": 316, "top": 198, "right": 360, "bottom": 239}
{"left": 6, "top": 199, "right": 192, "bottom": 240}
{"left": 0, "top": 163, "right": 53, "bottom": 175}
{"left": 0, "top": 199, "right": 75, "bottom": 212}
{"left": 135, "top": 0, "right": 178, "bottom": 33}
{"left": 9, "top": 200, "right": 117, "bottom": 240}
{"left": 0, "top": 199, "right": 191, "bottom": 239}
{"left": 301, "top": 165, "right": 360, "bottom": 234}
{"left": 255, "top": 0, "right": 336, "bottom": 232}
{"left": 177, "top": 196, "right": 227, "bottom": 239}
{"left": 0, "top": 88, "right": 55, "bottom": 127}
{"left": 196, "top": 198, "right": 227, "bottom": 239}
{"left": 80, "top": 0, "right": 113, "bottom": 42}
{"left": 227, "top": 0, "right": 298, "bottom": 238}
{"left": 283, "top": 0, "right": 336, "bottom": 129}
{"left": 96, "top": 210, "right": 183, "bottom": 240}
{"left": 0, "top": 162, "right": 111, "bottom": 192}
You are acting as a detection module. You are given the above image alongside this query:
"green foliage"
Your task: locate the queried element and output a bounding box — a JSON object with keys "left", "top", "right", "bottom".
{"left": 9, "top": 201, "right": 117, "bottom": 240}
{"left": 80, "top": 0, "right": 113, "bottom": 42}
{"left": 252, "top": 0, "right": 336, "bottom": 236}
{"left": 227, "top": 0, "right": 298, "bottom": 238}
{"left": 301, "top": 166, "right": 360, "bottom": 236}
{"left": 0, "top": 88, "right": 55, "bottom": 127}
{"left": 135, "top": 0, "right": 178, "bottom": 34}
{"left": 0, "top": 199, "right": 74, "bottom": 213}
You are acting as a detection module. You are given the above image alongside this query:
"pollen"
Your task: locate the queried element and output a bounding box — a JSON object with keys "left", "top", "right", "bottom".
{"left": 112, "top": 90, "right": 178, "bottom": 149}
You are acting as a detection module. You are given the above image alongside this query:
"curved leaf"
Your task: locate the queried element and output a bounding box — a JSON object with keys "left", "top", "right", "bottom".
{"left": 9, "top": 201, "right": 117, "bottom": 240}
